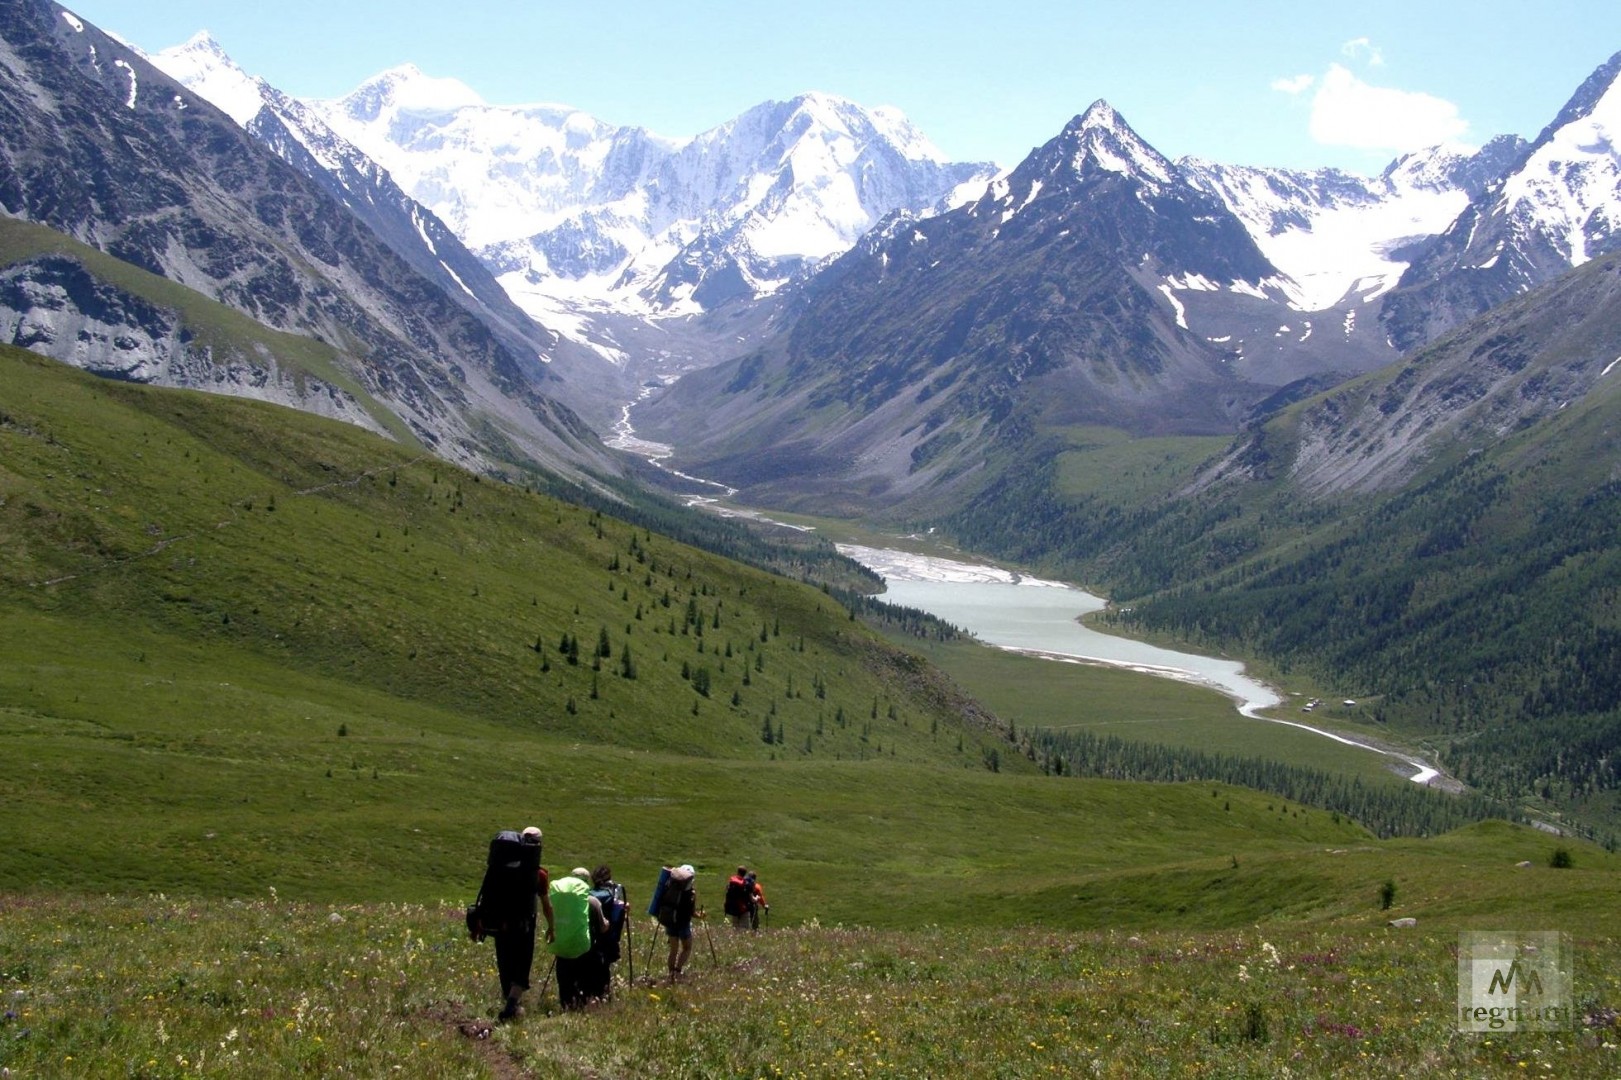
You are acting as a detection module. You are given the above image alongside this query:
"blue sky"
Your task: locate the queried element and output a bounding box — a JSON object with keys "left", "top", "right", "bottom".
{"left": 63, "top": 1, "right": 1621, "bottom": 174}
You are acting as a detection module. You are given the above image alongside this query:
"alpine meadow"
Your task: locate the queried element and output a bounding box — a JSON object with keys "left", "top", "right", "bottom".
{"left": 5, "top": 0, "right": 1621, "bottom": 1075}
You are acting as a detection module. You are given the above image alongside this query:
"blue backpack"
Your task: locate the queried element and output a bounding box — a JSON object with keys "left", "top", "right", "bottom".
{"left": 590, "top": 882, "right": 628, "bottom": 962}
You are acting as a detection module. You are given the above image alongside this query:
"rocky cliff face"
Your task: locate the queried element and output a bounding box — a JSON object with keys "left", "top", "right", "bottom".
{"left": 0, "top": 248, "right": 387, "bottom": 430}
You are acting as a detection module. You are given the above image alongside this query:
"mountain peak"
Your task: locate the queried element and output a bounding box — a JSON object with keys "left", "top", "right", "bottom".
{"left": 336, "top": 64, "right": 484, "bottom": 123}
{"left": 150, "top": 31, "right": 264, "bottom": 127}
{"left": 1042, "top": 99, "right": 1173, "bottom": 186}
{"left": 1535, "top": 49, "right": 1621, "bottom": 146}
{"left": 174, "top": 30, "right": 230, "bottom": 59}
{"left": 1074, "top": 99, "right": 1123, "bottom": 132}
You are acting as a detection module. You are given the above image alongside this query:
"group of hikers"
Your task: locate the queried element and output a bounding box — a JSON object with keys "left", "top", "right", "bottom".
{"left": 466, "top": 826, "right": 768, "bottom": 1021}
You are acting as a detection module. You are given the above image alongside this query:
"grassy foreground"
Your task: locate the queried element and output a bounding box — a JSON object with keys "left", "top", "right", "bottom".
{"left": 2, "top": 893, "right": 1619, "bottom": 1078}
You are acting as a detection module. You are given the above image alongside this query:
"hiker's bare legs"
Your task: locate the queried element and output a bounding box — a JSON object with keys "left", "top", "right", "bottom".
{"left": 667, "top": 935, "right": 692, "bottom": 981}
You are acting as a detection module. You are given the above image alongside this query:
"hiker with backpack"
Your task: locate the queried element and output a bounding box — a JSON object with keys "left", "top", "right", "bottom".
{"left": 468, "top": 826, "right": 553, "bottom": 1022}
{"left": 588, "top": 865, "right": 630, "bottom": 998}
{"left": 654, "top": 863, "right": 699, "bottom": 982}
{"left": 724, "top": 866, "right": 770, "bottom": 930}
{"left": 548, "top": 867, "right": 609, "bottom": 1010}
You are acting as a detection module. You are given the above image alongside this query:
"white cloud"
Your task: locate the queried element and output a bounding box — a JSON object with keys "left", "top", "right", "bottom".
{"left": 1271, "top": 74, "right": 1315, "bottom": 96}
{"left": 1307, "top": 63, "right": 1470, "bottom": 153}
{"left": 1340, "top": 37, "right": 1385, "bottom": 67}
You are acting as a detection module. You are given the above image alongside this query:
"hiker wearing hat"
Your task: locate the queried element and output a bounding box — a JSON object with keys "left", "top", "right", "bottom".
{"left": 549, "top": 867, "right": 608, "bottom": 1009}
{"left": 657, "top": 864, "right": 699, "bottom": 982}
{"left": 482, "top": 826, "right": 552, "bottom": 1022}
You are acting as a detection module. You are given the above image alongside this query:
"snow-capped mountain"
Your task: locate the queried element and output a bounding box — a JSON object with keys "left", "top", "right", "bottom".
{"left": 145, "top": 35, "right": 582, "bottom": 384}
{"left": 1180, "top": 137, "right": 1525, "bottom": 312}
{"left": 1384, "top": 50, "right": 1621, "bottom": 350}
{"left": 301, "top": 69, "right": 997, "bottom": 319}
{"left": 632, "top": 101, "right": 1295, "bottom": 511}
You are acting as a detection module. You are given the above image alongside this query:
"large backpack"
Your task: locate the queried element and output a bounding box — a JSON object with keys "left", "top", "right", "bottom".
{"left": 656, "top": 869, "right": 693, "bottom": 930}
{"left": 590, "top": 882, "right": 628, "bottom": 962}
{"left": 724, "top": 876, "right": 752, "bottom": 918}
{"left": 548, "top": 876, "right": 594, "bottom": 959}
{"left": 474, "top": 830, "right": 540, "bottom": 931}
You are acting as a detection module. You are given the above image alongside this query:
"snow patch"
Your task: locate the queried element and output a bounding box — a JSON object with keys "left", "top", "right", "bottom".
{"left": 1185, "top": 158, "right": 1472, "bottom": 311}
{"left": 1156, "top": 283, "right": 1189, "bottom": 329}
{"left": 1500, "top": 78, "right": 1621, "bottom": 268}
{"left": 1165, "top": 272, "right": 1219, "bottom": 292}
{"left": 1601, "top": 356, "right": 1620, "bottom": 378}
{"left": 440, "top": 262, "right": 476, "bottom": 300}
{"left": 112, "top": 59, "right": 138, "bottom": 109}
{"left": 60, "top": 10, "right": 84, "bottom": 32}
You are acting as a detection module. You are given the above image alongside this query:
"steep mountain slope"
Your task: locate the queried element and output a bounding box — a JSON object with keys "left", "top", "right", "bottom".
{"left": 1383, "top": 49, "right": 1621, "bottom": 350}
{"left": 1202, "top": 250, "right": 1621, "bottom": 497}
{"left": 303, "top": 71, "right": 996, "bottom": 319}
{"left": 945, "top": 253, "right": 1621, "bottom": 826}
{"left": 0, "top": 1, "right": 613, "bottom": 479}
{"left": 635, "top": 102, "right": 1311, "bottom": 513}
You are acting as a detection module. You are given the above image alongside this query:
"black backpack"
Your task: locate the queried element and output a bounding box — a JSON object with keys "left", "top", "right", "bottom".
{"left": 590, "top": 883, "right": 628, "bottom": 962}
{"left": 656, "top": 877, "right": 691, "bottom": 930}
{"left": 473, "top": 830, "right": 540, "bottom": 932}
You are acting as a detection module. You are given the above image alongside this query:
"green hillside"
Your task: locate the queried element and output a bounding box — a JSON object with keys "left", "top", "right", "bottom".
{"left": 939, "top": 268, "right": 1621, "bottom": 837}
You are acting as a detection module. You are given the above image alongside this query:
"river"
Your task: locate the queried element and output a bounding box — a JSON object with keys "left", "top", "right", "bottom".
{"left": 838, "top": 544, "right": 1441, "bottom": 785}
{"left": 605, "top": 397, "right": 1440, "bottom": 785}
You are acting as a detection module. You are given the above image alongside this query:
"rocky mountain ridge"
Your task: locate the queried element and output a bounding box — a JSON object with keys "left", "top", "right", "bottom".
{"left": 0, "top": 2, "right": 616, "bottom": 480}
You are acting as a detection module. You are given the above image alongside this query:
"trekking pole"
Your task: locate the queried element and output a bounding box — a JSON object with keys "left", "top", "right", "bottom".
{"left": 700, "top": 912, "right": 719, "bottom": 965}
{"left": 643, "top": 917, "right": 660, "bottom": 981}
{"left": 537, "top": 957, "right": 556, "bottom": 1002}
{"left": 624, "top": 904, "right": 635, "bottom": 988}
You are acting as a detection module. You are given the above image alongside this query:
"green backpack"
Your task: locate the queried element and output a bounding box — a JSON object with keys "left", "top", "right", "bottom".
{"left": 548, "top": 876, "right": 593, "bottom": 959}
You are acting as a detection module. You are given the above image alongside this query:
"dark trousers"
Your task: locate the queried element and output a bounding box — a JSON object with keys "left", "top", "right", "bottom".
{"left": 492, "top": 924, "right": 536, "bottom": 998}
{"left": 556, "top": 951, "right": 606, "bottom": 1009}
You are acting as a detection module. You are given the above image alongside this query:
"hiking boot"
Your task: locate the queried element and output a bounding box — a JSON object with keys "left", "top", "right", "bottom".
{"left": 497, "top": 999, "right": 519, "bottom": 1022}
